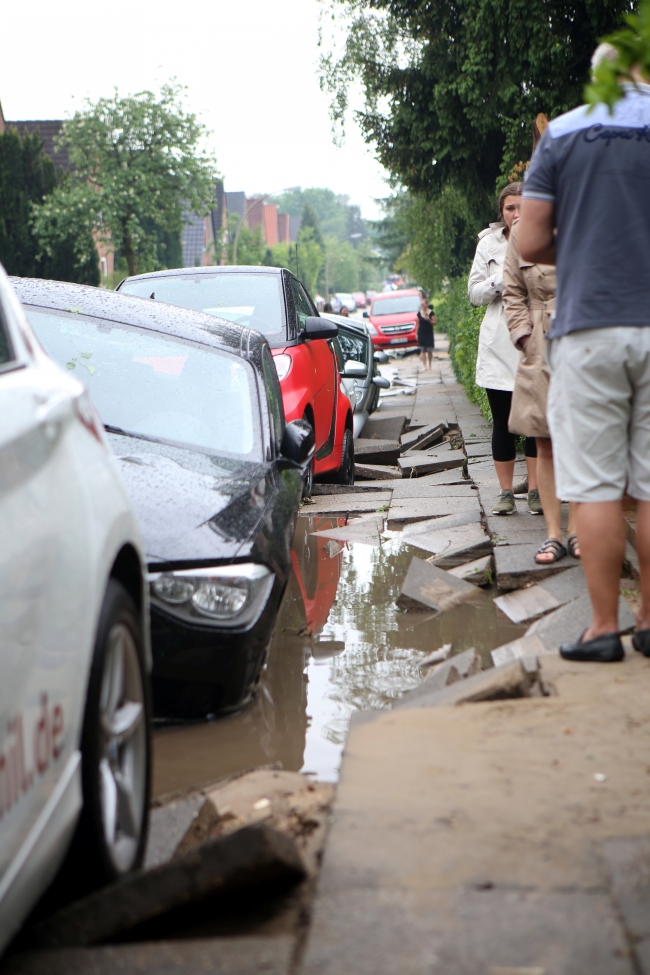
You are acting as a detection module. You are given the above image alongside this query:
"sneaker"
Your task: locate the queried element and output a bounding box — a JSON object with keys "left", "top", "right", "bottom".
{"left": 527, "top": 489, "right": 543, "bottom": 515}
{"left": 513, "top": 478, "right": 528, "bottom": 497}
{"left": 493, "top": 489, "right": 515, "bottom": 515}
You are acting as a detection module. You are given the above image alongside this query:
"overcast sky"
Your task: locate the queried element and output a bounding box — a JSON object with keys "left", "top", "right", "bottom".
{"left": 0, "top": 0, "right": 390, "bottom": 220}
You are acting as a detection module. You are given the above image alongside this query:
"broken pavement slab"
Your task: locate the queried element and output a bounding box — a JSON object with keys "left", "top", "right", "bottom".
{"left": 29, "top": 824, "right": 305, "bottom": 949}
{"left": 448, "top": 554, "right": 493, "bottom": 586}
{"left": 494, "top": 568, "right": 587, "bottom": 625}
{"left": 400, "top": 423, "right": 446, "bottom": 452}
{"left": 353, "top": 439, "right": 401, "bottom": 466}
{"left": 493, "top": 543, "right": 577, "bottom": 591}
{"left": 401, "top": 506, "right": 481, "bottom": 537}
{"left": 491, "top": 634, "right": 550, "bottom": 667}
{"left": 389, "top": 476, "right": 474, "bottom": 497}
{"left": 358, "top": 414, "right": 408, "bottom": 441}
{"left": 406, "top": 524, "right": 492, "bottom": 568}
{"left": 396, "top": 557, "right": 478, "bottom": 613}
{"left": 387, "top": 496, "right": 479, "bottom": 528}
{"left": 397, "top": 448, "right": 466, "bottom": 478}
{"left": 396, "top": 658, "right": 538, "bottom": 711}
{"left": 525, "top": 592, "right": 636, "bottom": 650}
{"left": 304, "top": 492, "right": 391, "bottom": 516}
{"left": 353, "top": 463, "right": 402, "bottom": 481}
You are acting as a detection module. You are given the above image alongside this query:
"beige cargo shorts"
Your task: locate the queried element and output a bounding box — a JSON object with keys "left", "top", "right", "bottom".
{"left": 547, "top": 326, "right": 650, "bottom": 502}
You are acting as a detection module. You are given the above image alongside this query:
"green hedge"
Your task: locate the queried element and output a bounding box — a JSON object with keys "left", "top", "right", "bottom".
{"left": 435, "top": 275, "right": 491, "bottom": 419}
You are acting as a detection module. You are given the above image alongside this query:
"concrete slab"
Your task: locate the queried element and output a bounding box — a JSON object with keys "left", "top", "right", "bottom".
{"left": 397, "top": 558, "right": 478, "bottom": 613}
{"left": 602, "top": 835, "right": 650, "bottom": 969}
{"left": 397, "top": 659, "right": 537, "bottom": 710}
{"left": 354, "top": 463, "right": 402, "bottom": 480}
{"left": 353, "top": 439, "right": 400, "bottom": 466}
{"left": 448, "top": 555, "right": 493, "bottom": 587}
{"left": 305, "top": 493, "right": 391, "bottom": 516}
{"left": 145, "top": 794, "right": 205, "bottom": 870}
{"left": 494, "top": 585, "right": 562, "bottom": 625}
{"left": 525, "top": 592, "right": 636, "bottom": 650}
{"left": 494, "top": 543, "right": 577, "bottom": 591}
{"left": 401, "top": 507, "right": 481, "bottom": 537}
{"left": 2, "top": 938, "right": 295, "bottom": 975}
{"left": 407, "top": 525, "right": 492, "bottom": 568}
{"left": 399, "top": 648, "right": 481, "bottom": 703}
{"left": 398, "top": 448, "right": 466, "bottom": 478}
{"left": 491, "top": 634, "right": 550, "bottom": 667}
{"left": 390, "top": 473, "right": 472, "bottom": 496}
{"left": 400, "top": 424, "right": 446, "bottom": 452}
{"left": 358, "top": 415, "right": 408, "bottom": 441}
{"left": 310, "top": 516, "right": 385, "bottom": 547}
{"left": 388, "top": 497, "right": 479, "bottom": 528}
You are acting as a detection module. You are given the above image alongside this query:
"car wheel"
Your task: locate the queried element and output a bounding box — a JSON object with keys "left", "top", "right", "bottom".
{"left": 74, "top": 579, "right": 151, "bottom": 886}
{"left": 302, "top": 416, "right": 314, "bottom": 499}
{"left": 335, "top": 429, "right": 355, "bottom": 485}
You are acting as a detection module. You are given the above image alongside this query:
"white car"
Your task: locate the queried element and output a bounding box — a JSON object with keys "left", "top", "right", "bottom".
{"left": 0, "top": 266, "right": 151, "bottom": 953}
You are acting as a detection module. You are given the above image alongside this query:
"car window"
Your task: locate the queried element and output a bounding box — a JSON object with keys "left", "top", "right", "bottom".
{"left": 289, "top": 278, "right": 314, "bottom": 331}
{"left": 25, "top": 306, "right": 261, "bottom": 459}
{"left": 0, "top": 306, "right": 14, "bottom": 368}
{"left": 371, "top": 295, "right": 420, "bottom": 316}
{"left": 119, "top": 272, "right": 286, "bottom": 345}
{"left": 330, "top": 336, "right": 344, "bottom": 373}
{"left": 338, "top": 329, "right": 367, "bottom": 366}
{"left": 262, "top": 347, "right": 284, "bottom": 455}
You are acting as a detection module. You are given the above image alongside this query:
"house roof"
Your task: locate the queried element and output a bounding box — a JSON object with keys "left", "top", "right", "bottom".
{"left": 5, "top": 119, "right": 70, "bottom": 170}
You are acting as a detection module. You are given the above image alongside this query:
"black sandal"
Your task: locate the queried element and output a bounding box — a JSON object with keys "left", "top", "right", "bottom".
{"left": 567, "top": 533, "right": 581, "bottom": 559}
{"left": 534, "top": 537, "right": 567, "bottom": 565}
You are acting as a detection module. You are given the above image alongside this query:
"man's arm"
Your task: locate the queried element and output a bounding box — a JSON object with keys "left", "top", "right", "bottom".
{"left": 518, "top": 198, "right": 556, "bottom": 265}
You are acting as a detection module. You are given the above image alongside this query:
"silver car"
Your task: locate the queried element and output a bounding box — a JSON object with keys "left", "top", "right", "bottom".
{"left": 328, "top": 315, "right": 390, "bottom": 437}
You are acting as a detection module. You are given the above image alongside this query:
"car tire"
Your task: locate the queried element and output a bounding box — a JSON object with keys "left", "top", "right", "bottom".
{"left": 302, "top": 415, "right": 314, "bottom": 499}
{"left": 72, "top": 579, "right": 151, "bottom": 888}
{"left": 335, "top": 429, "right": 355, "bottom": 485}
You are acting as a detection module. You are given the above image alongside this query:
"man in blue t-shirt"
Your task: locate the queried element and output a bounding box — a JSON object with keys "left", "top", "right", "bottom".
{"left": 519, "top": 55, "right": 650, "bottom": 664}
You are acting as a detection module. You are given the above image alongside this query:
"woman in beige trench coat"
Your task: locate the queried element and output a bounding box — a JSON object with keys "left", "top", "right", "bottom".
{"left": 503, "top": 219, "right": 579, "bottom": 564}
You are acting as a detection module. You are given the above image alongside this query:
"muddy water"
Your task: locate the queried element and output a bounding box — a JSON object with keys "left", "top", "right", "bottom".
{"left": 152, "top": 514, "right": 526, "bottom": 796}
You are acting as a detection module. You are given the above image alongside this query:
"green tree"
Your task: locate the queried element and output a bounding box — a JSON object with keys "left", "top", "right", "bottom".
{"left": 36, "top": 82, "right": 219, "bottom": 277}
{"left": 0, "top": 126, "right": 98, "bottom": 284}
{"left": 299, "top": 203, "right": 324, "bottom": 248}
{"left": 224, "top": 213, "right": 265, "bottom": 266}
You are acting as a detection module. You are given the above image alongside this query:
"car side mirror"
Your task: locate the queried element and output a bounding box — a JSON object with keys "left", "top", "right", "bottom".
{"left": 362, "top": 311, "right": 369, "bottom": 318}
{"left": 373, "top": 376, "right": 391, "bottom": 389}
{"left": 343, "top": 360, "right": 367, "bottom": 377}
{"left": 279, "top": 419, "right": 315, "bottom": 469}
{"left": 304, "top": 316, "right": 338, "bottom": 341}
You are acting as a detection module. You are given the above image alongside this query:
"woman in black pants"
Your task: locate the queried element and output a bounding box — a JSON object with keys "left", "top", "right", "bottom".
{"left": 468, "top": 183, "right": 539, "bottom": 515}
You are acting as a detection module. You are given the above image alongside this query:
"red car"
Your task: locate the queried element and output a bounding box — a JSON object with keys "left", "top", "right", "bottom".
{"left": 116, "top": 266, "right": 354, "bottom": 492}
{"left": 363, "top": 288, "right": 422, "bottom": 350}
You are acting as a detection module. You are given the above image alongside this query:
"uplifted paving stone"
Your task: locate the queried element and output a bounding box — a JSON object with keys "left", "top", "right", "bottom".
{"left": 402, "top": 507, "right": 481, "bottom": 537}
{"left": 398, "top": 448, "right": 466, "bottom": 478}
{"left": 491, "top": 634, "right": 549, "bottom": 667}
{"left": 311, "top": 515, "right": 385, "bottom": 547}
{"left": 353, "top": 439, "right": 400, "bottom": 466}
{"left": 494, "top": 586, "right": 562, "bottom": 625}
{"left": 407, "top": 524, "right": 492, "bottom": 568}
{"left": 394, "top": 649, "right": 481, "bottom": 709}
{"left": 391, "top": 472, "right": 471, "bottom": 495}
{"left": 29, "top": 825, "right": 305, "bottom": 949}
{"left": 449, "top": 554, "right": 493, "bottom": 586}
{"left": 310, "top": 482, "right": 395, "bottom": 496}
{"left": 397, "top": 658, "right": 537, "bottom": 710}
{"left": 2, "top": 938, "right": 295, "bottom": 975}
{"left": 388, "top": 497, "right": 479, "bottom": 528}
{"left": 400, "top": 423, "right": 446, "bottom": 452}
{"left": 526, "top": 592, "right": 635, "bottom": 650}
{"left": 494, "top": 543, "right": 577, "bottom": 591}
{"left": 397, "top": 557, "right": 478, "bottom": 613}
{"left": 306, "top": 492, "right": 391, "bottom": 515}
{"left": 354, "top": 463, "right": 402, "bottom": 480}
{"left": 358, "top": 414, "right": 408, "bottom": 441}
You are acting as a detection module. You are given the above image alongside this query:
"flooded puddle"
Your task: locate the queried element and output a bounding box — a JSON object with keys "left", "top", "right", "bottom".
{"left": 152, "top": 514, "right": 525, "bottom": 796}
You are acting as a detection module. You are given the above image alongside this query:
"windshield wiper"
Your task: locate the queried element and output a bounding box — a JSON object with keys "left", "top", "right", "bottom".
{"left": 104, "top": 424, "right": 165, "bottom": 445}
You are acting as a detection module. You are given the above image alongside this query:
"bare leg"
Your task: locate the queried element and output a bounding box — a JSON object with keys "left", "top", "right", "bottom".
{"left": 526, "top": 455, "right": 538, "bottom": 491}
{"left": 420, "top": 350, "right": 426, "bottom": 369}
{"left": 426, "top": 351, "right": 433, "bottom": 370}
{"left": 534, "top": 438, "right": 561, "bottom": 562}
{"left": 635, "top": 500, "right": 650, "bottom": 630}
{"left": 494, "top": 460, "right": 515, "bottom": 491}
{"left": 578, "top": 501, "right": 626, "bottom": 640}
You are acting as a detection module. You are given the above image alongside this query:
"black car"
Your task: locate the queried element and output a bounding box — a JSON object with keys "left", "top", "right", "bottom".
{"left": 13, "top": 279, "right": 313, "bottom": 720}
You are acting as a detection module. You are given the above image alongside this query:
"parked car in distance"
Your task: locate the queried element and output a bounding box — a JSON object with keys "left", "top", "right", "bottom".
{"left": 327, "top": 314, "right": 390, "bottom": 437}
{"left": 116, "top": 267, "right": 353, "bottom": 493}
{"left": 0, "top": 267, "right": 151, "bottom": 953}
{"left": 13, "top": 278, "right": 313, "bottom": 721}
{"left": 351, "top": 291, "right": 366, "bottom": 309}
{"left": 363, "top": 288, "right": 422, "bottom": 351}
{"left": 332, "top": 292, "right": 357, "bottom": 314}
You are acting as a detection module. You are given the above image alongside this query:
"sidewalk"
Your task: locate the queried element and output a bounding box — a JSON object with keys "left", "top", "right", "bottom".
{"left": 299, "top": 348, "right": 650, "bottom": 975}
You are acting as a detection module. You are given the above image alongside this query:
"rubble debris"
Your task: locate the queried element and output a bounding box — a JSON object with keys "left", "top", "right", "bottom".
{"left": 353, "top": 439, "right": 401, "bottom": 466}
{"left": 399, "top": 658, "right": 540, "bottom": 710}
{"left": 397, "top": 558, "right": 478, "bottom": 613}
{"left": 28, "top": 824, "right": 306, "bottom": 949}
{"left": 449, "top": 555, "right": 493, "bottom": 586}
{"left": 398, "top": 448, "right": 466, "bottom": 478}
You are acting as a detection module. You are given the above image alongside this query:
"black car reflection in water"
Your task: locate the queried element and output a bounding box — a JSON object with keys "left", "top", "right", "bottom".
{"left": 13, "top": 278, "right": 313, "bottom": 720}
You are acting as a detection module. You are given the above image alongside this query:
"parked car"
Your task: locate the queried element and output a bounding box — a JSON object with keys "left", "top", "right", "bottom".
{"left": 12, "top": 278, "right": 313, "bottom": 721}
{"left": 351, "top": 291, "right": 366, "bottom": 309}
{"left": 332, "top": 292, "right": 357, "bottom": 314}
{"left": 327, "top": 314, "right": 391, "bottom": 437}
{"left": 116, "top": 267, "right": 353, "bottom": 493}
{"left": 363, "top": 288, "right": 422, "bottom": 350}
{"left": 0, "top": 268, "right": 151, "bottom": 953}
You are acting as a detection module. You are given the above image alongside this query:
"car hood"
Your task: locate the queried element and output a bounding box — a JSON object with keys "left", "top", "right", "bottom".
{"left": 370, "top": 311, "right": 418, "bottom": 326}
{"left": 107, "top": 433, "right": 271, "bottom": 566}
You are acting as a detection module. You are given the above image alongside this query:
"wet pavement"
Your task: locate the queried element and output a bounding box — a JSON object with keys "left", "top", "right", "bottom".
{"left": 153, "top": 513, "right": 526, "bottom": 796}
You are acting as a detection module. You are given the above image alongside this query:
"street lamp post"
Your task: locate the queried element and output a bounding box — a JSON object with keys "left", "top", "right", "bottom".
{"left": 231, "top": 186, "right": 300, "bottom": 265}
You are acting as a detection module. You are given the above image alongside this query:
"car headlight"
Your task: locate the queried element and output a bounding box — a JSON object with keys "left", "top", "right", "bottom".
{"left": 148, "top": 563, "right": 274, "bottom": 629}
{"left": 366, "top": 322, "right": 379, "bottom": 336}
{"left": 273, "top": 354, "right": 292, "bottom": 380}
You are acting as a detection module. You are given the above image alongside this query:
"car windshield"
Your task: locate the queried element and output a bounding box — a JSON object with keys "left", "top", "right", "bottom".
{"left": 119, "top": 272, "right": 285, "bottom": 343}
{"left": 372, "top": 295, "right": 420, "bottom": 316}
{"left": 25, "top": 306, "right": 260, "bottom": 459}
